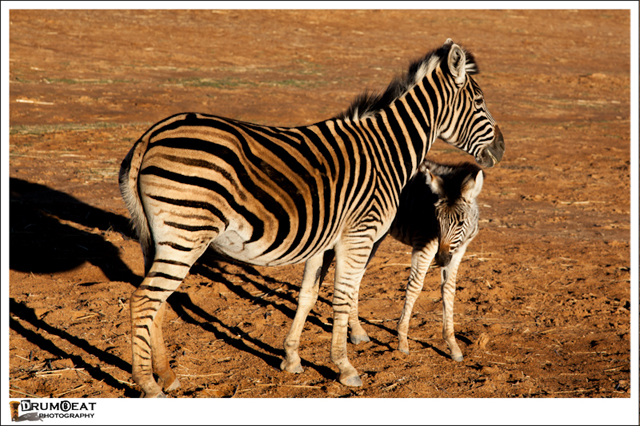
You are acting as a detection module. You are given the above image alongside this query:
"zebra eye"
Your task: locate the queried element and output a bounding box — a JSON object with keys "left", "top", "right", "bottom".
{"left": 474, "top": 98, "right": 484, "bottom": 108}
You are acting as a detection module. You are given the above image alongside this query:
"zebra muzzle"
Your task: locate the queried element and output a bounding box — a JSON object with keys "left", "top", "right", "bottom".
{"left": 476, "top": 125, "right": 505, "bottom": 168}
{"left": 435, "top": 250, "right": 452, "bottom": 267}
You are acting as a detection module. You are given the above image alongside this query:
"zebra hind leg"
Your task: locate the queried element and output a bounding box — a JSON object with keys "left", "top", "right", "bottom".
{"left": 348, "top": 297, "right": 370, "bottom": 345}
{"left": 150, "top": 303, "right": 180, "bottom": 392}
{"left": 130, "top": 242, "right": 211, "bottom": 398}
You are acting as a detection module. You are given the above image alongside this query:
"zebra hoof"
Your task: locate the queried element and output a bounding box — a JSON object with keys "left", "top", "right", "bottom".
{"left": 280, "top": 359, "right": 304, "bottom": 374}
{"left": 349, "top": 333, "right": 370, "bottom": 345}
{"left": 339, "top": 373, "right": 363, "bottom": 387}
{"left": 163, "top": 377, "right": 181, "bottom": 392}
{"left": 450, "top": 353, "right": 464, "bottom": 362}
{"left": 397, "top": 346, "right": 410, "bottom": 355}
{"left": 141, "top": 390, "right": 166, "bottom": 398}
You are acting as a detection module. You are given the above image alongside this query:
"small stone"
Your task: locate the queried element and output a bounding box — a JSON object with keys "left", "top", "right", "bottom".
{"left": 474, "top": 333, "right": 490, "bottom": 349}
{"left": 487, "top": 323, "right": 502, "bottom": 333}
{"left": 481, "top": 365, "right": 500, "bottom": 375}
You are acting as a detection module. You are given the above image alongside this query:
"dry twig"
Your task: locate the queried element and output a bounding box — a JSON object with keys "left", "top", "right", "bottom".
{"left": 56, "top": 384, "right": 87, "bottom": 398}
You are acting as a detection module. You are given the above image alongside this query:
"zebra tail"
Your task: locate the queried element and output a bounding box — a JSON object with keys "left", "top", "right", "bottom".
{"left": 119, "top": 137, "right": 154, "bottom": 272}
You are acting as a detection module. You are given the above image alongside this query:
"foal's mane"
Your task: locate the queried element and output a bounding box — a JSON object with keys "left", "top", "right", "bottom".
{"left": 421, "top": 159, "right": 483, "bottom": 203}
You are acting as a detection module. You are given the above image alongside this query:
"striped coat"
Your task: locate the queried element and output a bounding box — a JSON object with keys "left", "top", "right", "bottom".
{"left": 281, "top": 159, "right": 484, "bottom": 371}
{"left": 119, "top": 39, "right": 504, "bottom": 396}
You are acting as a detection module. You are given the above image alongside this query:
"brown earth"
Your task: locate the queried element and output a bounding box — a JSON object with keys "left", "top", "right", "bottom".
{"left": 7, "top": 8, "right": 633, "bottom": 410}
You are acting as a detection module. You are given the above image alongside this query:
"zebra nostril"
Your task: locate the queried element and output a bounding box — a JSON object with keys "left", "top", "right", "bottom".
{"left": 477, "top": 129, "right": 505, "bottom": 168}
{"left": 476, "top": 150, "right": 496, "bottom": 168}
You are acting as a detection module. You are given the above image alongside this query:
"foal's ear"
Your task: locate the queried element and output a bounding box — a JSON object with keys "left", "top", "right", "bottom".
{"left": 447, "top": 42, "right": 467, "bottom": 87}
{"left": 462, "top": 170, "right": 484, "bottom": 200}
{"left": 424, "top": 169, "right": 445, "bottom": 197}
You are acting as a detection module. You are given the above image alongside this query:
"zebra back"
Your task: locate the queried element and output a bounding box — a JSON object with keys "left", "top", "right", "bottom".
{"left": 120, "top": 39, "right": 504, "bottom": 395}
{"left": 119, "top": 40, "right": 502, "bottom": 270}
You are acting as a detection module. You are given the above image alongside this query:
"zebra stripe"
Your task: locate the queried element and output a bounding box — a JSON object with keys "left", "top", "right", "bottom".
{"left": 119, "top": 39, "right": 505, "bottom": 397}
{"left": 392, "top": 160, "right": 483, "bottom": 360}
{"left": 281, "top": 159, "right": 484, "bottom": 371}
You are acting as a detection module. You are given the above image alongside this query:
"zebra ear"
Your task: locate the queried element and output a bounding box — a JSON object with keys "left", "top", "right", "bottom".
{"left": 448, "top": 44, "right": 467, "bottom": 86}
{"left": 462, "top": 170, "right": 484, "bottom": 200}
{"left": 425, "top": 170, "right": 445, "bottom": 196}
{"left": 418, "top": 160, "right": 429, "bottom": 176}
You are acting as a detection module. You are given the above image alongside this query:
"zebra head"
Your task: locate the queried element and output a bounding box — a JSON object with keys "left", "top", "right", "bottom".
{"left": 436, "top": 39, "right": 505, "bottom": 169}
{"left": 421, "top": 161, "right": 483, "bottom": 267}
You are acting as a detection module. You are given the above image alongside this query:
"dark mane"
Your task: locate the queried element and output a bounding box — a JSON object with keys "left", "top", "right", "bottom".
{"left": 421, "top": 159, "right": 483, "bottom": 203}
{"left": 336, "top": 41, "right": 478, "bottom": 121}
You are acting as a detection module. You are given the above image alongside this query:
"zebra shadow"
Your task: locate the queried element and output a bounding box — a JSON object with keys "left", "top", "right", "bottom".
{"left": 9, "top": 178, "right": 138, "bottom": 283}
{"left": 9, "top": 178, "right": 147, "bottom": 395}
{"left": 8, "top": 178, "right": 373, "bottom": 385}
{"left": 357, "top": 317, "right": 473, "bottom": 360}
{"left": 168, "top": 257, "right": 338, "bottom": 380}
{"left": 9, "top": 298, "right": 140, "bottom": 398}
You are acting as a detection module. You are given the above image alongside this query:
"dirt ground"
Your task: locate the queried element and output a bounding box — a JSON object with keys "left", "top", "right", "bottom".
{"left": 6, "top": 7, "right": 634, "bottom": 412}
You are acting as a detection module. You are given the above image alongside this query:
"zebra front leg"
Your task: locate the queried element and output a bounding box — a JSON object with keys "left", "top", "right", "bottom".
{"left": 397, "top": 241, "right": 438, "bottom": 354}
{"left": 348, "top": 237, "right": 386, "bottom": 345}
{"left": 330, "top": 238, "right": 375, "bottom": 387}
{"left": 440, "top": 242, "right": 469, "bottom": 362}
{"left": 281, "top": 251, "right": 333, "bottom": 374}
{"left": 150, "top": 303, "right": 180, "bottom": 392}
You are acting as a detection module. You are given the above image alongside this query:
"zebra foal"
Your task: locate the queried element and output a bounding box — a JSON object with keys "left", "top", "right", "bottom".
{"left": 119, "top": 39, "right": 504, "bottom": 397}
{"left": 281, "top": 159, "right": 483, "bottom": 371}
{"left": 392, "top": 159, "right": 483, "bottom": 360}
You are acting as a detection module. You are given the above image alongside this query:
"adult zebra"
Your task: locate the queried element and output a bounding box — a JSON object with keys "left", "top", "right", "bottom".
{"left": 119, "top": 39, "right": 505, "bottom": 397}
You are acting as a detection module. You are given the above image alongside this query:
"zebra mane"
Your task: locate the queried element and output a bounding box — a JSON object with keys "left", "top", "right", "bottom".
{"left": 336, "top": 42, "right": 478, "bottom": 121}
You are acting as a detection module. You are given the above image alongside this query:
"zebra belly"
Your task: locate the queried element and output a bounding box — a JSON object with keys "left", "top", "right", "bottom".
{"left": 139, "top": 173, "right": 339, "bottom": 267}
{"left": 207, "top": 230, "right": 297, "bottom": 266}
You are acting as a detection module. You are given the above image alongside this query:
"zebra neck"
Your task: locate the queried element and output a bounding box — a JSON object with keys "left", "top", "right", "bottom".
{"left": 375, "top": 92, "right": 438, "bottom": 186}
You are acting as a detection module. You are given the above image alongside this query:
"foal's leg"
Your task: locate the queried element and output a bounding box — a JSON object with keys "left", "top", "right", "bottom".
{"left": 440, "top": 241, "right": 470, "bottom": 362}
{"left": 397, "top": 240, "right": 438, "bottom": 354}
